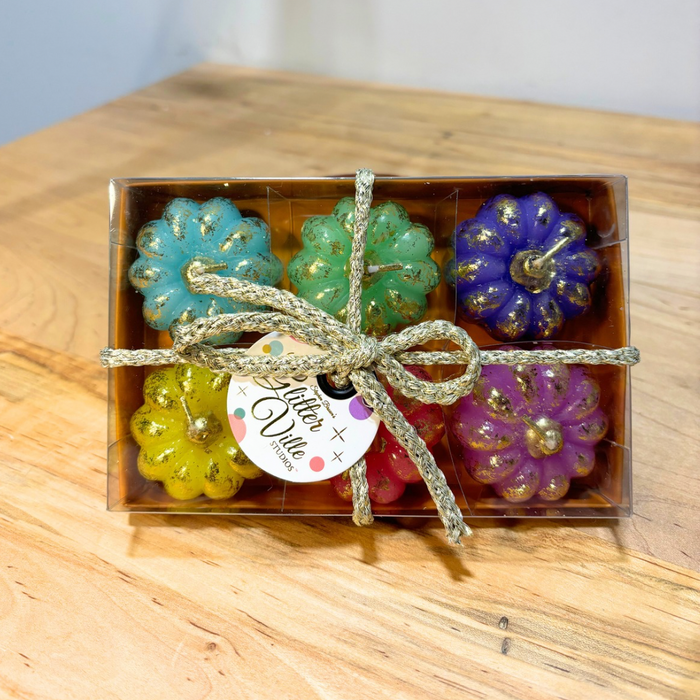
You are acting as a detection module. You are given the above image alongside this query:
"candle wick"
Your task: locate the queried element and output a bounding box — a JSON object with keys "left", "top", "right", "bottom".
{"left": 528, "top": 237, "right": 572, "bottom": 273}
{"left": 364, "top": 262, "right": 404, "bottom": 275}
{"left": 201, "top": 261, "right": 228, "bottom": 274}
{"left": 181, "top": 258, "right": 229, "bottom": 293}
{"left": 180, "top": 396, "right": 196, "bottom": 426}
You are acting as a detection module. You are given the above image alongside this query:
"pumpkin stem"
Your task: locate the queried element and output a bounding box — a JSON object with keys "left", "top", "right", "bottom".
{"left": 179, "top": 396, "right": 223, "bottom": 445}
{"left": 522, "top": 415, "right": 564, "bottom": 458}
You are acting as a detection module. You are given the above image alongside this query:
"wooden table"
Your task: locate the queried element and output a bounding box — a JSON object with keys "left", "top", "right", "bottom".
{"left": 1, "top": 64, "right": 698, "bottom": 700}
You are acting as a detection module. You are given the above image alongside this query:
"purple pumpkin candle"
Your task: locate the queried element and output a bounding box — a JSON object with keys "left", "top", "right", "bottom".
{"left": 450, "top": 355, "right": 608, "bottom": 502}
{"left": 449, "top": 193, "right": 600, "bottom": 340}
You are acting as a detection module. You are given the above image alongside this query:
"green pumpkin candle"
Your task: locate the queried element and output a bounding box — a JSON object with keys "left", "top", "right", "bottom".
{"left": 288, "top": 198, "right": 440, "bottom": 335}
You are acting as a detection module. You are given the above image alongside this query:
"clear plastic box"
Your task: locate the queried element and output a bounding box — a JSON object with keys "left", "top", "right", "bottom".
{"left": 108, "top": 176, "right": 631, "bottom": 519}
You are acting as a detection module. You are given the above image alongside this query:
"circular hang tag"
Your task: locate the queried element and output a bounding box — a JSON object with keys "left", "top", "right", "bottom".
{"left": 227, "top": 333, "right": 380, "bottom": 483}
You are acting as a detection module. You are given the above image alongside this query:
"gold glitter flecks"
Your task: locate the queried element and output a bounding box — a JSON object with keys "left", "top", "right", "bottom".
{"left": 573, "top": 411, "right": 609, "bottom": 443}
{"left": 555, "top": 279, "right": 591, "bottom": 311}
{"left": 541, "top": 363, "right": 571, "bottom": 401}
{"left": 142, "top": 291, "right": 172, "bottom": 324}
{"left": 456, "top": 254, "right": 506, "bottom": 286}
{"left": 412, "top": 415, "right": 445, "bottom": 447}
{"left": 135, "top": 222, "right": 168, "bottom": 258}
{"left": 334, "top": 470, "right": 354, "bottom": 500}
{"left": 469, "top": 451, "right": 521, "bottom": 484}
{"left": 332, "top": 198, "right": 357, "bottom": 236}
{"left": 128, "top": 260, "right": 165, "bottom": 289}
{"left": 571, "top": 378, "right": 601, "bottom": 420}
{"left": 203, "top": 457, "right": 245, "bottom": 500}
{"left": 198, "top": 200, "right": 227, "bottom": 240}
{"left": 384, "top": 287, "right": 425, "bottom": 323}
{"left": 176, "top": 364, "right": 230, "bottom": 401}
{"left": 172, "top": 306, "right": 197, "bottom": 328}
{"left": 531, "top": 297, "right": 564, "bottom": 339}
{"left": 130, "top": 405, "right": 183, "bottom": 446}
{"left": 563, "top": 250, "right": 601, "bottom": 280}
{"left": 307, "top": 258, "right": 336, "bottom": 283}
{"left": 495, "top": 196, "right": 521, "bottom": 229}
{"left": 499, "top": 469, "right": 539, "bottom": 502}
{"left": 300, "top": 216, "right": 351, "bottom": 256}
{"left": 557, "top": 217, "right": 586, "bottom": 243}
{"left": 335, "top": 306, "right": 348, "bottom": 325}
{"left": 137, "top": 444, "right": 178, "bottom": 482}
{"left": 205, "top": 296, "right": 229, "bottom": 319}
{"left": 530, "top": 193, "right": 555, "bottom": 229}
{"left": 143, "top": 369, "right": 180, "bottom": 411}
{"left": 456, "top": 256, "right": 485, "bottom": 284}
{"left": 218, "top": 220, "right": 258, "bottom": 253}
{"left": 164, "top": 458, "right": 205, "bottom": 501}
{"left": 362, "top": 297, "right": 391, "bottom": 337}
{"left": 457, "top": 418, "right": 512, "bottom": 451}
{"left": 571, "top": 448, "right": 596, "bottom": 477}
{"left": 494, "top": 292, "right": 532, "bottom": 340}
{"left": 473, "top": 382, "right": 517, "bottom": 422}
{"left": 221, "top": 441, "right": 262, "bottom": 479}
{"left": 511, "top": 364, "right": 539, "bottom": 403}
{"left": 300, "top": 282, "right": 348, "bottom": 316}
{"left": 460, "top": 222, "right": 505, "bottom": 253}
{"left": 462, "top": 283, "right": 513, "bottom": 319}
{"left": 368, "top": 201, "right": 411, "bottom": 245}
{"left": 163, "top": 200, "right": 198, "bottom": 242}
{"left": 538, "top": 474, "right": 570, "bottom": 501}
{"left": 395, "top": 260, "right": 441, "bottom": 294}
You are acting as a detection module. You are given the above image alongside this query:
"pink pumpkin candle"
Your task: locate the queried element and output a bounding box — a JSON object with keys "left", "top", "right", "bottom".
{"left": 331, "top": 366, "right": 445, "bottom": 504}
{"left": 450, "top": 355, "right": 607, "bottom": 502}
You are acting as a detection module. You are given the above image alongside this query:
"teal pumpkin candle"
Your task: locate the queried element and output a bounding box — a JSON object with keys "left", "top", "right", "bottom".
{"left": 128, "top": 198, "right": 283, "bottom": 344}
{"left": 287, "top": 198, "right": 440, "bottom": 336}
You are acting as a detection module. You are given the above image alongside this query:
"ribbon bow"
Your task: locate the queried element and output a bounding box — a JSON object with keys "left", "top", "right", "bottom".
{"left": 101, "top": 169, "right": 639, "bottom": 544}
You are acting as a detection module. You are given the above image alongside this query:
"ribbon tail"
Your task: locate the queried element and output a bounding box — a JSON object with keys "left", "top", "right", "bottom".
{"left": 350, "top": 369, "right": 472, "bottom": 545}
{"left": 348, "top": 456, "right": 374, "bottom": 527}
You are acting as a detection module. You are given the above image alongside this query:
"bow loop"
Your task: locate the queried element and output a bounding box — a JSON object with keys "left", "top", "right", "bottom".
{"left": 376, "top": 320, "right": 482, "bottom": 406}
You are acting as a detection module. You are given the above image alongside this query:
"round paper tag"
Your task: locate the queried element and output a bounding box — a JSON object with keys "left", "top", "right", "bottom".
{"left": 227, "top": 333, "right": 380, "bottom": 482}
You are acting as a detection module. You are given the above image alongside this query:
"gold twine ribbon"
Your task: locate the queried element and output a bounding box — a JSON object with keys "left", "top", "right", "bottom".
{"left": 101, "top": 169, "right": 640, "bottom": 545}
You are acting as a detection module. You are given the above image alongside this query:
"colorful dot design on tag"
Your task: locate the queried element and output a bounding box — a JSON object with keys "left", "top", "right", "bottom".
{"left": 229, "top": 407, "right": 247, "bottom": 442}
{"left": 309, "top": 456, "right": 325, "bottom": 472}
{"left": 261, "top": 340, "right": 284, "bottom": 356}
{"left": 226, "top": 332, "right": 381, "bottom": 483}
{"left": 349, "top": 396, "right": 373, "bottom": 420}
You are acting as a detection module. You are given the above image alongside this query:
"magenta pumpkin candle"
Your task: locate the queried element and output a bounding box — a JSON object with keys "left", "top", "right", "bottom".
{"left": 449, "top": 355, "right": 608, "bottom": 502}
{"left": 331, "top": 366, "right": 445, "bottom": 504}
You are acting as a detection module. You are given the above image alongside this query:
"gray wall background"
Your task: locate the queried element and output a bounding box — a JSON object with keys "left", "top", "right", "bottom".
{"left": 1, "top": 0, "right": 699, "bottom": 146}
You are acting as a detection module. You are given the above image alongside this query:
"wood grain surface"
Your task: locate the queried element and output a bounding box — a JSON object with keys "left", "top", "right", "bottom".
{"left": 0, "top": 64, "right": 698, "bottom": 700}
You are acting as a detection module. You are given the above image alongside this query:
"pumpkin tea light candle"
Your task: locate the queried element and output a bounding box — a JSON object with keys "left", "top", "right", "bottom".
{"left": 449, "top": 193, "right": 601, "bottom": 340}
{"left": 331, "top": 366, "right": 445, "bottom": 504}
{"left": 288, "top": 198, "right": 441, "bottom": 336}
{"left": 449, "top": 355, "right": 608, "bottom": 503}
{"left": 129, "top": 197, "right": 283, "bottom": 344}
{"left": 131, "top": 364, "right": 262, "bottom": 500}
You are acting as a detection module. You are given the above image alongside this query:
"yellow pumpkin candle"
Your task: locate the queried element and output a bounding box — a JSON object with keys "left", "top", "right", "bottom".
{"left": 130, "top": 364, "right": 261, "bottom": 500}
